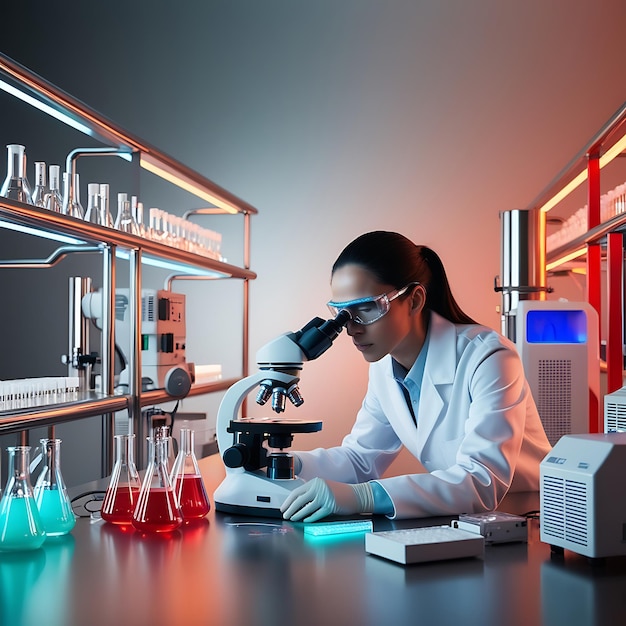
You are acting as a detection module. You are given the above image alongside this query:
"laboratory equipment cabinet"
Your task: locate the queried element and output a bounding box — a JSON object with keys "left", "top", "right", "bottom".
{"left": 0, "top": 53, "right": 257, "bottom": 471}
{"left": 526, "top": 99, "right": 626, "bottom": 431}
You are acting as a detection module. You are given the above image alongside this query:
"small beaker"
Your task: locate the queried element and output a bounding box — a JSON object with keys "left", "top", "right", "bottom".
{"left": 171, "top": 428, "right": 210, "bottom": 520}
{"left": 0, "top": 446, "right": 46, "bottom": 551}
{"left": 34, "top": 438, "right": 76, "bottom": 536}
{"left": 101, "top": 434, "right": 141, "bottom": 525}
{"left": 132, "top": 430, "right": 182, "bottom": 533}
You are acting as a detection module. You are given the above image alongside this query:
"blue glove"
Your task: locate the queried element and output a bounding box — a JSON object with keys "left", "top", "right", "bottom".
{"left": 280, "top": 477, "right": 374, "bottom": 523}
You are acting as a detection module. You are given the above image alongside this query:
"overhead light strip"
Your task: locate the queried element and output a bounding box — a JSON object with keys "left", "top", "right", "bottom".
{"left": 0, "top": 78, "right": 93, "bottom": 137}
{"left": 539, "top": 133, "right": 626, "bottom": 213}
{"left": 545, "top": 246, "right": 587, "bottom": 271}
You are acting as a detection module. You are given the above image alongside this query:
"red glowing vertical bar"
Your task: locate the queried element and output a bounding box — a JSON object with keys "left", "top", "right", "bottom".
{"left": 586, "top": 154, "right": 601, "bottom": 313}
{"left": 606, "top": 232, "right": 623, "bottom": 399}
{"left": 586, "top": 154, "right": 601, "bottom": 432}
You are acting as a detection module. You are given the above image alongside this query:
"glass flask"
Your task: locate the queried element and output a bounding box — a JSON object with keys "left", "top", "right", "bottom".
{"left": 132, "top": 430, "right": 182, "bottom": 533}
{"left": 101, "top": 434, "right": 141, "bottom": 525}
{"left": 99, "top": 183, "right": 114, "bottom": 227}
{"left": 33, "top": 438, "right": 75, "bottom": 537}
{"left": 171, "top": 428, "right": 210, "bottom": 520}
{"left": 115, "top": 192, "right": 140, "bottom": 235}
{"left": 1, "top": 144, "right": 34, "bottom": 204}
{"left": 0, "top": 446, "right": 46, "bottom": 551}
{"left": 31, "top": 161, "right": 48, "bottom": 207}
{"left": 62, "top": 171, "right": 85, "bottom": 219}
{"left": 84, "top": 183, "right": 102, "bottom": 225}
{"left": 45, "top": 165, "right": 63, "bottom": 213}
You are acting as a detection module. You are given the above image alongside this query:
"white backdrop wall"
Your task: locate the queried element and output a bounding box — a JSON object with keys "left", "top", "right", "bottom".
{"left": 2, "top": 1, "right": 626, "bottom": 477}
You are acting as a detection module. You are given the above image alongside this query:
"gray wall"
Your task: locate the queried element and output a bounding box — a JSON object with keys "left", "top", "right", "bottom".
{"left": 1, "top": 1, "right": 626, "bottom": 483}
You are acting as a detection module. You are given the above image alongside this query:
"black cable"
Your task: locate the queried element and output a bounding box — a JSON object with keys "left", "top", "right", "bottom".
{"left": 71, "top": 490, "right": 106, "bottom": 518}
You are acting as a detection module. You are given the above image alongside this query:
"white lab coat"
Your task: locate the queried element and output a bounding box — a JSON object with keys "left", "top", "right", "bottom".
{"left": 296, "top": 311, "right": 552, "bottom": 519}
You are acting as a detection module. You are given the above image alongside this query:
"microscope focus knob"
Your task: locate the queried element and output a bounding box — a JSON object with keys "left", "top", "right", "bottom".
{"left": 223, "top": 443, "right": 249, "bottom": 468}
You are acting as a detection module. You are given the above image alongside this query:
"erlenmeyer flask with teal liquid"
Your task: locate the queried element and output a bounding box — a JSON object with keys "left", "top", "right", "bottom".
{"left": 34, "top": 439, "right": 75, "bottom": 537}
{"left": 0, "top": 446, "right": 46, "bottom": 551}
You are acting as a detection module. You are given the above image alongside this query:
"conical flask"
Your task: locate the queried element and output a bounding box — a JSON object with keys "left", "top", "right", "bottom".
{"left": 31, "top": 161, "right": 48, "bottom": 207}
{"left": 1, "top": 144, "right": 34, "bottom": 204}
{"left": 0, "top": 446, "right": 46, "bottom": 551}
{"left": 170, "top": 428, "right": 210, "bottom": 520}
{"left": 101, "top": 434, "right": 141, "bottom": 525}
{"left": 62, "top": 171, "right": 84, "bottom": 219}
{"left": 99, "top": 183, "right": 114, "bottom": 228}
{"left": 132, "top": 430, "right": 182, "bottom": 533}
{"left": 33, "top": 438, "right": 76, "bottom": 536}
{"left": 84, "top": 183, "right": 103, "bottom": 225}
{"left": 114, "top": 192, "right": 140, "bottom": 235}
{"left": 45, "top": 165, "right": 63, "bottom": 213}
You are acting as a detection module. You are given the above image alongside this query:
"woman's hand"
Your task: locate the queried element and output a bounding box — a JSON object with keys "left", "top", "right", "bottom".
{"left": 280, "top": 477, "right": 374, "bottom": 523}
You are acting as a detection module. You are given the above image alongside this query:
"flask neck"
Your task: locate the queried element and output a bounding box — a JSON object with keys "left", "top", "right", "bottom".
{"left": 6, "top": 144, "right": 26, "bottom": 178}
{"left": 113, "top": 434, "right": 137, "bottom": 466}
{"left": 5, "top": 446, "right": 35, "bottom": 495}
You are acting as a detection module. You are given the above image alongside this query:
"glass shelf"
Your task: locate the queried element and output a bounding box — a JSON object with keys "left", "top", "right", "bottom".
{"left": 0, "top": 197, "right": 256, "bottom": 280}
{"left": 0, "top": 392, "right": 129, "bottom": 434}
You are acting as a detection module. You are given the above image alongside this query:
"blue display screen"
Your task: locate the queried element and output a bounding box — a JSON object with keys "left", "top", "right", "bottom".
{"left": 526, "top": 310, "right": 587, "bottom": 344}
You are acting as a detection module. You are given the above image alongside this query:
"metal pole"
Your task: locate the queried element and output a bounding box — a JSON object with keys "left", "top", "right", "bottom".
{"left": 129, "top": 248, "right": 144, "bottom": 467}
{"left": 498, "top": 208, "right": 547, "bottom": 341}
{"left": 101, "top": 244, "right": 116, "bottom": 476}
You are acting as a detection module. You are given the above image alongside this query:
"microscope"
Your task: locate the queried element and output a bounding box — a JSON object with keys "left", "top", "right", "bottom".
{"left": 214, "top": 309, "right": 350, "bottom": 517}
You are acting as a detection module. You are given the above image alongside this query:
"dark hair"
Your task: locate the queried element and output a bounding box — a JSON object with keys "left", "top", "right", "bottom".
{"left": 332, "top": 231, "right": 476, "bottom": 324}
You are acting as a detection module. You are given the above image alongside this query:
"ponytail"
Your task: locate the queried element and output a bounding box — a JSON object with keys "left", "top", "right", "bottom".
{"left": 417, "top": 245, "right": 476, "bottom": 324}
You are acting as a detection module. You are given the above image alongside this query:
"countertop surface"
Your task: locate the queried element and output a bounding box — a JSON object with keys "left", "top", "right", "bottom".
{"left": 1, "top": 455, "right": 625, "bottom": 626}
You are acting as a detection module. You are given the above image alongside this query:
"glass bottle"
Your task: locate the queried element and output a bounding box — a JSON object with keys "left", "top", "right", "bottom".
{"left": 114, "top": 192, "right": 140, "bottom": 235}
{"left": 45, "top": 165, "right": 63, "bottom": 213}
{"left": 170, "top": 428, "right": 210, "bottom": 520}
{"left": 99, "top": 183, "right": 114, "bottom": 228}
{"left": 33, "top": 438, "right": 75, "bottom": 536}
{"left": 0, "top": 446, "right": 46, "bottom": 551}
{"left": 101, "top": 434, "right": 141, "bottom": 525}
{"left": 133, "top": 197, "right": 147, "bottom": 237}
{"left": 84, "top": 183, "right": 102, "bottom": 225}
{"left": 62, "top": 172, "right": 85, "bottom": 219}
{"left": 1, "top": 144, "right": 34, "bottom": 204}
{"left": 31, "top": 161, "right": 48, "bottom": 207}
{"left": 132, "top": 430, "right": 182, "bottom": 533}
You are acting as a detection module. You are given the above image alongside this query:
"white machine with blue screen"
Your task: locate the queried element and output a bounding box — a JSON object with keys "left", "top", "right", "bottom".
{"left": 515, "top": 301, "right": 600, "bottom": 445}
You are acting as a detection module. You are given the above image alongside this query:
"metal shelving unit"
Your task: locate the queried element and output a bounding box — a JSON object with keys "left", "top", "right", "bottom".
{"left": 525, "top": 100, "right": 626, "bottom": 431}
{"left": 0, "top": 53, "right": 258, "bottom": 466}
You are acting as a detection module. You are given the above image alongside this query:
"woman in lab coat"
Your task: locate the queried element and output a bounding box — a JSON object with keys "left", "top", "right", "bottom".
{"left": 281, "top": 231, "right": 552, "bottom": 522}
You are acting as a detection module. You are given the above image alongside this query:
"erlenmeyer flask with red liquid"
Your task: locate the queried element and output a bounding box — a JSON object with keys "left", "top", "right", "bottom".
{"left": 170, "top": 428, "right": 210, "bottom": 520}
{"left": 132, "top": 429, "right": 182, "bottom": 533}
{"left": 101, "top": 434, "right": 141, "bottom": 525}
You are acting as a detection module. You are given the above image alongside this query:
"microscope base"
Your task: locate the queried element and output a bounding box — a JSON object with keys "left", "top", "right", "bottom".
{"left": 214, "top": 469, "right": 305, "bottom": 519}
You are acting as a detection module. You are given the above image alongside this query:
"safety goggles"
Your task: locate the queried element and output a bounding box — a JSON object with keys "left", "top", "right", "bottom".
{"left": 327, "top": 283, "right": 417, "bottom": 325}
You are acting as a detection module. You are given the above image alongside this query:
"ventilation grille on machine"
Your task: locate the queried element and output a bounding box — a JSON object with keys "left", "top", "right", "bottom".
{"left": 536, "top": 359, "right": 572, "bottom": 445}
{"left": 142, "top": 294, "right": 156, "bottom": 322}
{"left": 605, "top": 401, "right": 626, "bottom": 432}
{"left": 542, "top": 474, "right": 588, "bottom": 547}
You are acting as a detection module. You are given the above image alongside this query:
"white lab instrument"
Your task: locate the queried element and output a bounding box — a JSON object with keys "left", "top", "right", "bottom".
{"left": 453, "top": 511, "right": 528, "bottom": 544}
{"left": 514, "top": 300, "right": 599, "bottom": 445}
{"left": 603, "top": 386, "right": 626, "bottom": 433}
{"left": 365, "top": 525, "right": 484, "bottom": 565}
{"left": 214, "top": 311, "right": 350, "bottom": 517}
{"left": 81, "top": 288, "right": 192, "bottom": 397}
{"left": 540, "top": 432, "right": 626, "bottom": 559}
